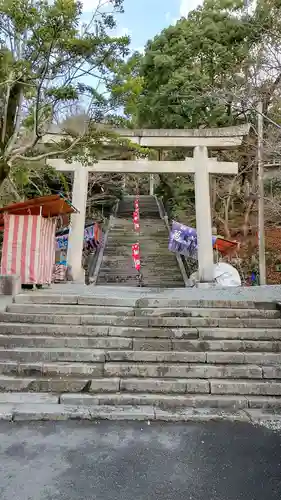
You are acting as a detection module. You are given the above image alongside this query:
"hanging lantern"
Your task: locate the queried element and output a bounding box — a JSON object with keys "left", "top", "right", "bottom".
{"left": 132, "top": 197, "right": 141, "bottom": 271}
{"left": 134, "top": 259, "right": 141, "bottom": 271}
{"left": 132, "top": 243, "right": 140, "bottom": 258}
{"left": 132, "top": 243, "right": 141, "bottom": 271}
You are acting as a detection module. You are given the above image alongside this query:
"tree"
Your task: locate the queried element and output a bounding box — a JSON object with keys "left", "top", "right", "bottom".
{"left": 0, "top": 0, "right": 132, "bottom": 192}
{"left": 112, "top": 0, "right": 281, "bottom": 244}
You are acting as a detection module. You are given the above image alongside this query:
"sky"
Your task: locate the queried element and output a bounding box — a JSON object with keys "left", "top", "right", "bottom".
{"left": 82, "top": 0, "right": 203, "bottom": 53}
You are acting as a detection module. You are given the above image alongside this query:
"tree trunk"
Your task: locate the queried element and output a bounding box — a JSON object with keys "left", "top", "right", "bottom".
{"left": 0, "top": 159, "right": 10, "bottom": 187}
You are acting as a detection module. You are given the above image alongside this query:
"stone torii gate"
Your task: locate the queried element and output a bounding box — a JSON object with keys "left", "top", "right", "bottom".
{"left": 49, "top": 125, "right": 250, "bottom": 283}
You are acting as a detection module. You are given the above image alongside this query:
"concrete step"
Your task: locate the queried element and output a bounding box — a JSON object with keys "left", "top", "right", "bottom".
{"left": 109, "top": 226, "right": 166, "bottom": 232}
{"left": 139, "top": 270, "right": 183, "bottom": 275}
{"left": 0, "top": 362, "right": 107, "bottom": 379}
{"left": 97, "top": 278, "right": 138, "bottom": 285}
{"left": 97, "top": 273, "right": 183, "bottom": 282}
{"left": 1, "top": 312, "right": 281, "bottom": 328}
{"left": 9, "top": 305, "right": 136, "bottom": 316}
{"left": 0, "top": 375, "right": 117, "bottom": 392}
{"left": 109, "top": 227, "right": 168, "bottom": 232}
{"left": 0, "top": 374, "right": 207, "bottom": 394}
{"left": 105, "top": 350, "right": 281, "bottom": 364}
{"left": 106, "top": 237, "right": 169, "bottom": 243}
{"left": 1, "top": 401, "right": 280, "bottom": 423}
{"left": 103, "top": 250, "right": 170, "bottom": 256}
{"left": 98, "top": 270, "right": 183, "bottom": 277}
{"left": 2, "top": 338, "right": 280, "bottom": 362}
{"left": 1, "top": 372, "right": 281, "bottom": 399}
{"left": 102, "top": 256, "right": 180, "bottom": 263}
{"left": 97, "top": 278, "right": 184, "bottom": 285}
{"left": 139, "top": 262, "right": 185, "bottom": 267}
{"left": 97, "top": 279, "right": 138, "bottom": 286}
{"left": 7, "top": 304, "right": 280, "bottom": 319}
{"left": 1, "top": 392, "right": 281, "bottom": 414}
{"left": 0, "top": 348, "right": 105, "bottom": 364}
{"left": 143, "top": 286, "right": 186, "bottom": 290}
{"left": 103, "top": 362, "right": 263, "bottom": 379}
{"left": 97, "top": 270, "right": 137, "bottom": 276}
{"left": 111, "top": 222, "right": 166, "bottom": 227}
{"left": 93, "top": 286, "right": 183, "bottom": 290}
{"left": 134, "top": 307, "right": 279, "bottom": 319}
{"left": 2, "top": 322, "right": 281, "bottom": 342}
{"left": 2, "top": 352, "right": 281, "bottom": 377}
{"left": 106, "top": 237, "right": 168, "bottom": 241}
{"left": 0, "top": 391, "right": 278, "bottom": 412}
{"left": 13, "top": 294, "right": 276, "bottom": 309}
{"left": 131, "top": 338, "right": 281, "bottom": 351}
{"left": 0, "top": 335, "right": 132, "bottom": 349}
{"left": 0, "top": 403, "right": 260, "bottom": 423}
{"left": 104, "top": 244, "right": 171, "bottom": 249}
{"left": 60, "top": 392, "right": 281, "bottom": 410}
{"left": 0, "top": 323, "right": 111, "bottom": 336}
{"left": 110, "top": 229, "right": 167, "bottom": 234}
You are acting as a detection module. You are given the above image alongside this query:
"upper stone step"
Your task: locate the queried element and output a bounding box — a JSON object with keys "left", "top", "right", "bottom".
{"left": 1, "top": 312, "right": 281, "bottom": 328}
{"left": 1, "top": 335, "right": 281, "bottom": 354}
{"left": 13, "top": 294, "right": 277, "bottom": 309}
{"left": 1, "top": 323, "right": 281, "bottom": 341}
{"left": 7, "top": 304, "right": 280, "bottom": 319}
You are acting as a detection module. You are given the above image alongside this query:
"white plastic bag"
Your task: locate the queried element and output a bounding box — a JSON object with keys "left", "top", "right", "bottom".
{"left": 190, "top": 262, "right": 241, "bottom": 287}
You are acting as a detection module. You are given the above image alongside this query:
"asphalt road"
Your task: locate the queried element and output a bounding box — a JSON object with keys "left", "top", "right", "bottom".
{"left": 0, "top": 420, "right": 280, "bottom": 500}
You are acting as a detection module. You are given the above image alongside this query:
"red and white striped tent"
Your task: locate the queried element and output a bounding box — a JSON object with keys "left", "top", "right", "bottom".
{"left": 0, "top": 195, "right": 77, "bottom": 285}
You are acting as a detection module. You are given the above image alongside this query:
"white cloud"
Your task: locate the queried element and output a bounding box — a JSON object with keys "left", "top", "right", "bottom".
{"left": 82, "top": 0, "right": 99, "bottom": 13}
{"left": 179, "top": 0, "right": 203, "bottom": 17}
{"left": 82, "top": 0, "right": 115, "bottom": 13}
{"left": 134, "top": 46, "right": 145, "bottom": 54}
{"left": 117, "top": 27, "right": 132, "bottom": 38}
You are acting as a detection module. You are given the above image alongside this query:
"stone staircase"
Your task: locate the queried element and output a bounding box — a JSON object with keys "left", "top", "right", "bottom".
{"left": 0, "top": 291, "right": 281, "bottom": 421}
{"left": 97, "top": 195, "right": 185, "bottom": 287}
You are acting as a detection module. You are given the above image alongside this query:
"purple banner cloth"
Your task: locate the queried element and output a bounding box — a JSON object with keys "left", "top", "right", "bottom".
{"left": 169, "top": 221, "right": 217, "bottom": 259}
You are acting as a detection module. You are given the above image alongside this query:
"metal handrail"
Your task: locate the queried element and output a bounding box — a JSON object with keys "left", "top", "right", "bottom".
{"left": 155, "top": 196, "right": 189, "bottom": 287}
{"left": 90, "top": 200, "right": 119, "bottom": 285}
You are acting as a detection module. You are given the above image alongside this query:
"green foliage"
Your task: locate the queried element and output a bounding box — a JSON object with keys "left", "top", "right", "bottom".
{"left": 11, "top": 162, "right": 70, "bottom": 198}
{"left": 110, "top": 51, "right": 144, "bottom": 126}
{"left": 132, "top": 3, "right": 258, "bottom": 128}
{"left": 112, "top": 0, "right": 281, "bottom": 224}
{"left": 0, "top": 0, "right": 130, "bottom": 190}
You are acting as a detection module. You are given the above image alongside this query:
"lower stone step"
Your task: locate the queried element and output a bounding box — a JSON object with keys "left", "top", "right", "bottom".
{"left": 1, "top": 392, "right": 281, "bottom": 413}
{"left": 0, "top": 402, "right": 250, "bottom": 424}
{"left": 1, "top": 324, "right": 281, "bottom": 343}
{"left": 0, "top": 348, "right": 105, "bottom": 363}
{"left": 0, "top": 335, "right": 133, "bottom": 349}
{"left": 2, "top": 401, "right": 280, "bottom": 423}
{"left": 102, "top": 362, "right": 265, "bottom": 379}
{"left": 60, "top": 392, "right": 281, "bottom": 409}
{"left": 0, "top": 375, "right": 209, "bottom": 393}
